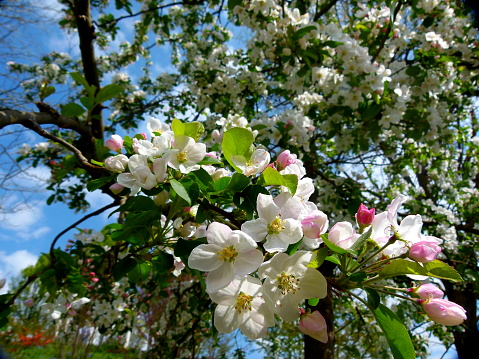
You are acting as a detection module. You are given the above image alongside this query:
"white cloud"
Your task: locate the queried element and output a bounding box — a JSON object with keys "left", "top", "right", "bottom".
{"left": 0, "top": 199, "right": 45, "bottom": 229}
{"left": 0, "top": 250, "right": 38, "bottom": 293}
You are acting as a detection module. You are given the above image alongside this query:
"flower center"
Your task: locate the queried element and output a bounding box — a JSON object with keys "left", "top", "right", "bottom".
{"left": 277, "top": 272, "right": 300, "bottom": 295}
{"left": 268, "top": 216, "right": 285, "bottom": 234}
{"left": 177, "top": 151, "right": 188, "bottom": 163}
{"left": 235, "top": 292, "right": 253, "bottom": 313}
{"left": 217, "top": 245, "right": 238, "bottom": 262}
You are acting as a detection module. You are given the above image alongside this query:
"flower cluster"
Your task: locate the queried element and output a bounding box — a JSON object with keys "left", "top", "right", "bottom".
{"left": 97, "top": 120, "right": 468, "bottom": 343}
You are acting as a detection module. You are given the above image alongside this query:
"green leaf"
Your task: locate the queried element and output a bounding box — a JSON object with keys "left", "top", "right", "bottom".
{"left": 61, "top": 103, "right": 85, "bottom": 117}
{"left": 80, "top": 97, "right": 95, "bottom": 110}
{"left": 423, "top": 260, "right": 463, "bottom": 282}
{"left": 171, "top": 118, "right": 205, "bottom": 142}
{"left": 308, "top": 247, "right": 329, "bottom": 268}
{"left": 226, "top": 172, "right": 251, "bottom": 192}
{"left": 365, "top": 288, "right": 381, "bottom": 309}
{"left": 370, "top": 304, "right": 415, "bottom": 359}
{"left": 286, "top": 239, "right": 302, "bottom": 256}
{"left": 379, "top": 259, "right": 463, "bottom": 282}
{"left": 350, "top": 227, "right": 372, "bottom": 252}
{"left": 292, "top": 25, "right": 317, "bottom": 41}
{"left": 222, "top": 127, "right": 254, "bottom": 172}
{"left": 189, "top": 168, "right": 215, "bottom": 192}
{"left": 70, "top": 72, "right": 95, "bottom": 97}
{"left": 170, "top": 179, "right": 191, "bottom": 205}
{"left": 325, "top": 255, "right": 341, "bottom": 266}
{"left": 40, "top": 85, "right": 56, "bottom": 100}
{"left": 152, "top": 252, "right": 174, "bottom": 273}
{"left": 174, "top": 237, "right": 205, "bottom": 258}
{"left": 86, "top": 175, "right": 116, "bottom": 192}
{"left": 308, "top": 298, "right": 320, "bottom": 306}
{"left": 110, "top": 196, "right": 157, "bottom": 217}
{"left": 128, "top": 261, "right": 151, "bottom": 283}
{"left": 228, "top": 0, "right": 242, "bottom": 11}
{"left": 257, "top": 167, "right": 298, "bottom": 195}
{"left": 214, "top": 176, "right": 231, "bottom": 192}
{"left": 113, "top": 256, "right": 136, "bottom": 281}
{"left": 233, "top": 185, "right": 269, "bottom": 220}
{"left": 96, "top": 84, "right": 124, "bottom": 104}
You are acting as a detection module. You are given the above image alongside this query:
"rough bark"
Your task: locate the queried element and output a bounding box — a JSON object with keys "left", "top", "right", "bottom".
{"left": 305, "top": 261, "right": 336, "bottom": 359}
{"left": 72, "top": 0, "right": 103, "bottom": 140}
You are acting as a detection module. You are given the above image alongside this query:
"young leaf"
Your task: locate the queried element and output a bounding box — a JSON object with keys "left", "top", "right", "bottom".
{"left": 61, "top": 103, "right": 85, "bottom": 117}
{"left": 170, "top": 179, "right": 192, "bottom": 205}
{"left": 171, "top": 118, "right": 205, "bottom": 141}
{"left": 379, "top": 259, "right": 463, "bottom": 282}
{"left": 222, "top": 127, "right": 254, "bottom": 172}
{"left": 95, "top": 84, "right": 124, "bottom": 104}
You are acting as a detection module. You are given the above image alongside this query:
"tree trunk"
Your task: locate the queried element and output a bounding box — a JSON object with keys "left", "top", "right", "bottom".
{"left": 305, "top": 261, "right": 335, "bottom": 359}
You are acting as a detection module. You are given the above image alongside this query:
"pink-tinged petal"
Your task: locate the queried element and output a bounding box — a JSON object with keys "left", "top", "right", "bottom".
{"left": 214, "top": 304, "right": 239, "bottom": 333}
{"left": 206, "top": 262, "right": 235, "bottom": 293}
{"left": 234, "top": 249, "right": 264, "bottom": 276}
{"left": 257, "top": 194, "right": 280, "bottom": 222}
{"left": 414, "top": 283, "right": 444, "bottom": 300}
{"left": 299, "top": 311, "right": 328, "bottom": 343}
{"left": 188, "top": 244, "right": 223, "bottom": 272}
{"left": 206, "top": 222, "right": 231, "bottom": 245}
{"left": 241, "top": 218, "right": 268, "bottom": 242}
{"left": 422, "top": 298, "right": 467, "bottom": 326}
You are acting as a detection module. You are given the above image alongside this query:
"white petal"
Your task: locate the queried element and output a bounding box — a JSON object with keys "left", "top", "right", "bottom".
{"left": 399, "top": 215, "right": 423, "bottom": 243}
{"left": 241, "top": 218, "right": 268, "bottom": 242}
{"left": 257, "top": 194, "right": 280, "bottom": 222}
{"left": 206, "top": 222, "right": 231, "bottom": 245}
{"left": 188, "top": 244, "right": 223, "bottom": 271}
{"left": 206, "top": 262, "right": 235, "bottom": 292}
{"left": 234, "top": 249, "right": 264, "bottom": 276}
{"left": 214, "top": 304, "right": 239, "bottom": 334}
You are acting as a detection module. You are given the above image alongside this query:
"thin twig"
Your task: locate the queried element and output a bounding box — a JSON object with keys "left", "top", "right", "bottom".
{"left": 49, "top": 201, "right": 119, "bottom": 261}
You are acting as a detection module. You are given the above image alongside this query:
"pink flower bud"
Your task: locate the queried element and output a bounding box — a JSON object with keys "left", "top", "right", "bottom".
{"left": 299, "top": 310, "right": 328, "bottom": 343}
{"left": 24, "top": 299, "right": 35, "bottom": 308}
{"left": 67, "top": 309, "right": 77, "bottom": 317}
{"left": 205, "top": 151, "right": 218, "bottom": 159}
{"left": 409, "top": 241, "right": 442, "bottom": 263}
{"left": 301, "top": 210, "right": 329, "bottom": 239}
{"left": 422, "top": 298, "right": 466, "bottom": 326}
{"left": 414, "top": 283, "right": 444, "bottom": 300}
{"left": 328, "top": 221, "right": 360, "bottom": 249}
{"left": 92, "top": 278, "right": 99, "bottom": 283}
{"left": 141, "top": 132, "right": 147, "bottom": 140}
{"left": 109, "top": 183, "right": 125, "bottom": 195}
{"left": 276, "top": 150, "right": 297, "bottom": 170}
{"left": 105, "top": 135, "right": 124, "bottom": 152}
{"left": 356, "top": 204, "right": 375, "bottom": 227}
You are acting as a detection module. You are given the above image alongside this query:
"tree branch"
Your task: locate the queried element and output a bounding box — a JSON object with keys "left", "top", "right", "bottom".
{"left": 0, "top": 109, "right": 91, "bottom": 138}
